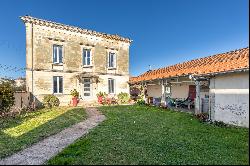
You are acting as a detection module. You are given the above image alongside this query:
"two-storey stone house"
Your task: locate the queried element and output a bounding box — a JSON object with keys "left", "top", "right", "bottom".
{"left": 20, "top": 16, "right": 132, "bottom": 106}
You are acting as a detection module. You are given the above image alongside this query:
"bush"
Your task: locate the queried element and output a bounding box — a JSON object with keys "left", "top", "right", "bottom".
{"left": 0, "top": 81, "right": 15, "bottom": 112}
{"left": 43, "top": 94, "right": 60, "bottom": 108}
{"left": 117, "top": 92, "right": 130, "bottom": 104}
{"left": 195, "top": 113, "right": 209, "bottom": 122}
{"left": 213, "top": 121, "right": 228, "bottom": 127}
{"left": 136, "top": 99, "right": 146, "bottom": 105}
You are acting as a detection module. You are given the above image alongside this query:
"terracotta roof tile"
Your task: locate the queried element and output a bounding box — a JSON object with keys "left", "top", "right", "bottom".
{"left": 130, "top": 47, "right": 249, "bottom": 83}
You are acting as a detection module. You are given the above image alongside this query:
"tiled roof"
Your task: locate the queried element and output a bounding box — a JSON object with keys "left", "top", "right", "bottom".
{"left": 130, "top": 47, "right": 249, "bottom": 83}
{"left": 20, "top": 15, "right": 132, "bottom": 43}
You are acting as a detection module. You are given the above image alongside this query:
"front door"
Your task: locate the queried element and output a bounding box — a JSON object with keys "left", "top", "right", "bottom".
{"left": 82, "top": 78, "right": 92, "bottom": 98}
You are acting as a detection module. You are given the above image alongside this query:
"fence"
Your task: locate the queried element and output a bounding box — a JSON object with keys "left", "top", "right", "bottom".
{"left": 10, "top": 91, "right": 31, "bottom": 111}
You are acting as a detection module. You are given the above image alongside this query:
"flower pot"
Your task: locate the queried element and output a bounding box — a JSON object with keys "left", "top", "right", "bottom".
{"left": 72, "top": 97, "right": 78, "bottom": 107}
{"left": 98, "top": 96, "right": 103, "bottom": 104}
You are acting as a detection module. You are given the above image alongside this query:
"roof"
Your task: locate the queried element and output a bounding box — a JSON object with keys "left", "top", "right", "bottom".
{"left": 130, "top": 47, "right": 249, "bottom": 83}
{"left": 20, "top": 15, "right": 132, "bottom": 43}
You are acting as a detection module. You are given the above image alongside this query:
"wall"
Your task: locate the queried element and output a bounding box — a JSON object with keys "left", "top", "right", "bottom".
{"left": 147, "top": 84, "right": 162, "bottom": 98}
{"left": 10, "top": 92, "right": 31, "bottom": 111}
{"left": 171, "top": 83, "right": 193, "bottom": 99}
{"left": 209, "top": 72, "right": 249, "bottom": 127}
{"left": 27, "top": 71, "right": 129, "bottom": 106}
{"left": 24, "top": 22, "right": 130, "bottom": 106}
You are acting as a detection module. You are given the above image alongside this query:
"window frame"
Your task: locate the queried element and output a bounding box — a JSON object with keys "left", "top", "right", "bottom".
{"left": 53, "top": 76, "right": 63, "bottom": 94}
{"left": 52, "top": 44, "right": 63, "bottom": 64}
{"left": 82, "top": 48, "right": 92, "bottom": 67}
{"left": 108, "top": 78, "right": 115, "bottom": 94}
{"left": 108, "top": 52, "right": 117, "bottom": 69}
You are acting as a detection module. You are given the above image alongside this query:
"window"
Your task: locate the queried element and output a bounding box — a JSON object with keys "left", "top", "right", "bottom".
{"left": 108, "top": 78, "right": 115, "bottom": 94}
{"left": 83, "top": 49, "right": 92, "bottom": 66}
{"left": 83, "top": 78, "right": 91, "bottom": 96}
{"left": 108, "top": 52, "right": 116, "bottom": 68}
{"left": 53, "top": 45, "right": 63, "bottom": 64}
{"left": 53, "top": 76, "right": 63, "bottom": 94}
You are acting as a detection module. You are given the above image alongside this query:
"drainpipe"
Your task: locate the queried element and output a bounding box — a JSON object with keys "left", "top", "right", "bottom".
{"left": 31, "top": 23, "right": 34, "bottom": 105}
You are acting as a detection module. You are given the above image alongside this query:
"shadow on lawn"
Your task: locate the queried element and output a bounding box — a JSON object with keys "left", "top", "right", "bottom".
{"left": 0, "top": 108, "right": 85, "bottom": 158}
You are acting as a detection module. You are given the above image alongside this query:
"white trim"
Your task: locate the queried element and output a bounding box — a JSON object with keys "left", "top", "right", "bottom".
{"left": 52, "top": 44, "right": 63, "bottom": 64}
{"left": 108, "top": 78, "right": 115, "bottom": 94}
{"left": 108, "top": 51, "right": 117, "bottom": 69}
{"left": 53, "top": 76, "right": 63, "bottom": 94}
{"left": 82, "top": 77, "right": 92, "bottom": 97}
{"left": 82, "top": 48, "right": 93, "bottom": 67}
{"left": 210, "top": 89, "right": 249, "bottom": 94}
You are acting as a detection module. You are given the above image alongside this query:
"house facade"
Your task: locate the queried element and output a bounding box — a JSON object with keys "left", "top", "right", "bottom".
{"left": 20, "top": 16, "right": 132, "bottom": 106}
{"left": 130, "top": 48, "right": 249, "bottom": 127}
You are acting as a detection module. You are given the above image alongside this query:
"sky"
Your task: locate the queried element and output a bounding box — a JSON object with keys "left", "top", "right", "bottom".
{"left": 0, "top": 0, "right": 249, "bottom": 79}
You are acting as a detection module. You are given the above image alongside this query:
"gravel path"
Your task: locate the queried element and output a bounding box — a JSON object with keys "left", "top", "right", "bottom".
{"left": 0, "top": 107, "right": 106, "bottom": 165}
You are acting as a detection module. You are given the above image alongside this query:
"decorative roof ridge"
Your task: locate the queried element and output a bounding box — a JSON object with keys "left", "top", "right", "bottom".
{"left": 20, "top": 15, "right": 132, "bottom": 43}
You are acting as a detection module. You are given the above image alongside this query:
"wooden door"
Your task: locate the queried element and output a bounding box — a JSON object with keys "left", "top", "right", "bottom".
{"left": 189, "top": 85, "right": 196, "bottom": 100}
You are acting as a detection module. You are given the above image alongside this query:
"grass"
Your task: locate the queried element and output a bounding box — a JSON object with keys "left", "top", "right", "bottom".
{"left": 0, "top": 107, "right": 86, "bottom": 158}
{"left": 47, "top": 105, "right": 249, "bottom": 165}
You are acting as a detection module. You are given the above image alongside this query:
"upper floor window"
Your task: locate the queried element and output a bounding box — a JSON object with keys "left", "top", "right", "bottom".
{"left": 108, "top": 78, "right": 115, "bottom": 94}
{"left": 108, "top": 52, "right": 116, "bottom": 68}
{"left": 53, "top": 45, "right": 63, "bottom": 64}
{"left": 83, "top": 49, "right": 92, "bottom": 66}
{"left": 53, "top": 76, "right": 63, "bottom": 94}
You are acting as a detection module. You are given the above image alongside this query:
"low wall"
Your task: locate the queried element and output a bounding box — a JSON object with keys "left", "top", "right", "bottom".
{"left": 10, "top": 91, "right": 31, "bottom": 111}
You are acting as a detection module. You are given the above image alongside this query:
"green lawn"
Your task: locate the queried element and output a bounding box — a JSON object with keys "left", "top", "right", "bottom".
{"left": 48, "top": 105, "right": 249, "bottom": 165}
{"left": 0, "top": 107, "right": 86, "bottom": 158}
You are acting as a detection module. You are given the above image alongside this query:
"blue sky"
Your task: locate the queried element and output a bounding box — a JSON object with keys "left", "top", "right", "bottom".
{"left": 0, "top": 0, "right": 248, "bottom": 79}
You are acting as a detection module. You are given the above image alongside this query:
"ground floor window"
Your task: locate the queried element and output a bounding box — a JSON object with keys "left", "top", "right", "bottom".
{"left": 83, "top": 78, "right": 91, "bottom": 97}
{"left": 53, "top": 76, "right": 63, "bottom": 94}
{"left": 108, "top": 78, "right": 115, "bottom": 94}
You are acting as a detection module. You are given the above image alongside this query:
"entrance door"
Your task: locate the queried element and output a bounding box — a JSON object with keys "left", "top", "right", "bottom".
{"left": 189, "top": 85, "right": 196, "bottom": 100}
{"left": 82, "top": 78, "right": 92, "bottom": 98}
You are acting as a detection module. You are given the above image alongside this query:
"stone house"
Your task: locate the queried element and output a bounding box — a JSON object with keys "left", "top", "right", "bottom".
{"left": 130, "top": 48, "right": 249, "bottom": 127}
{"left": 20, "top": 16, "right": 132, "bottom": 106}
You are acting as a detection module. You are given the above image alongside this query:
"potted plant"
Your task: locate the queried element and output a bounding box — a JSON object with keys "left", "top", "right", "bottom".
{"left": 70, "top": 89, "right": 79, "bottom": 107}
{"left": 96, "top": 92, "right": 107, "bottom": 104}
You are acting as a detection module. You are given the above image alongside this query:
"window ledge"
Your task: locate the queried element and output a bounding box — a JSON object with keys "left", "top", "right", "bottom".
{"left": 82, "top": 65, "right": 93, "bottom": 68}
{"left": 53, "top": 93, "right": 63, "bottom": 95}
{"left": 52, "top": 63, "right": 63, "bottom": 66}
{"left": 108, "top": 67, "right": 117, "bottom": 70}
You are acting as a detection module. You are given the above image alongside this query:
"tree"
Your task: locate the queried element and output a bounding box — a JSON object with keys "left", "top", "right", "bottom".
{"left": 0, "top": 81, "right": 15, "bottom": 112}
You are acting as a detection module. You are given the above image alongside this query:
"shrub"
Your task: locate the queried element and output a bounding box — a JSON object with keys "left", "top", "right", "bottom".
{"left": 96, "top": 92, "right": 107, "bottom": 98}
{"left": 117, "top": 92, "right": 130, "bottom": 104}
{"left": 0, "top": 81, "right": 15, "bottom": 112}
{"left": 136, "top": 99, "right": 146, "bottom": 105}
{"left": 70, "top": 89, "right": 79, "bottom": 98}
{"left": 195, "top": 113, "right": 209, "bottom": 122}
{"left": 43, "top": 94, "right": 60, "bottom": 108}
{"left": 213, "top": 121, "right": 228, "bottom": 127}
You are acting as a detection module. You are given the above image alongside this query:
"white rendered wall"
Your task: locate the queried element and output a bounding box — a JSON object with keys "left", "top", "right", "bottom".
{"left": 209, "top": 72, "right": 249, "bottom": 127}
